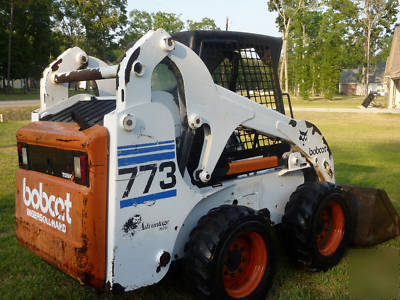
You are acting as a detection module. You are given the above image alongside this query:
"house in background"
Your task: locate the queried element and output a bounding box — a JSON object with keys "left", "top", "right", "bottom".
{"left": 385, "top": 25, "right": 400, "bottom": 109}
{"left": 338, "top": 62, "right": 386, "bottom": 96}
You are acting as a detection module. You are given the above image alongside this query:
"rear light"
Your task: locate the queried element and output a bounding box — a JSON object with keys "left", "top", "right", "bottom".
{"left": 17, "top": 143, "right": 28, "bottom": 168}
{"left": 74, "top": 153, "right": 89, "bottom": 186}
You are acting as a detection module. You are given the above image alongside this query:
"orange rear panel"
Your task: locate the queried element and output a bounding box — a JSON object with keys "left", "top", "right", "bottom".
{"left": 15, "top": 122, "right": 108, "bottom": 288}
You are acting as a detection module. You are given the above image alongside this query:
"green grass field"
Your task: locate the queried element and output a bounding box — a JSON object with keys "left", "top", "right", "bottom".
{"left": 0, "top": 108, "right": 399, "bottom": 299}
{"left": 284, "top": 95, "right": 387, "bottom": 109}
{"left": 0, "top": 88, "right": 96, "bottom": 101}
{"left": 0, "top": 89, "right": 39, "bottom": 101}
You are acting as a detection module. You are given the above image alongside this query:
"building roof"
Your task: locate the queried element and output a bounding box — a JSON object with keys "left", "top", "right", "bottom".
{"left": 339, "top": 62, "right": 386, "bottom": 84}
{"left": 339, "top": 68, "right": 360, "bottom": 84}
{"left": 385, "top": 25, "right": 400, "bottom": 79}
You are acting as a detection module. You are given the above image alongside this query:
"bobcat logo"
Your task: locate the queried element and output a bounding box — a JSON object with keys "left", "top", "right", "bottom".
{"left": 299, "top": 130, "right": 308, "bottom": 146}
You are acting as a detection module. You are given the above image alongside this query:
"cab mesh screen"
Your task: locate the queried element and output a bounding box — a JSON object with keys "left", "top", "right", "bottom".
{"left": 211, "top": 48, "right": 282, "bottom": 155}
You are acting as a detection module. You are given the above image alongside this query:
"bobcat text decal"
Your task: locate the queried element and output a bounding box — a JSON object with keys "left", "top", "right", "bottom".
{"left": 308, "top": 145, "right": 328, "bottom": 156}
{"left": 22, "top": 178, "right": 72, "bottom": 233}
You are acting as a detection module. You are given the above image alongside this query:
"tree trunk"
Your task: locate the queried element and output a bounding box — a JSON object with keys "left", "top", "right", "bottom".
{"left": 7, "top": 0, "right": 14, "bottom": 94}
{"left": 282, "top": 29, "right": 289, "bottom": 92}
{"left": 302, "top": 21, "right": 306, "bottom": 85}
{"left": 365, "top": 26, "right": 371, "bottom": 96}
{"left": 280, "top": 38, "right": 285, "bottom": 90}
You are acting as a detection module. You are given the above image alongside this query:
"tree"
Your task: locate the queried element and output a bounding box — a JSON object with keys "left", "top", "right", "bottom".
{"left": 0, "top": 0, "right": 54, "bottom": 89}
{"left": 122, "top": 10, "right": 220, "bottom": 48}
{"left": 53, "top": 0, "right": 85, "bottom": 50}
{"left": 53, "top": 0, "right": 128, "bottom": 60}
{"left": 357, "top": 0, "right": 399, "bottom": 94}
{"left": 187, "top": 18, "right": 220, "bottom": 30}
{"left": 315, "top": 0, "right": 361, "bottom": 98}
{"left": 153, "top": 11, "right": 185, "bottom": 33}
{"left": 121, "top": 10, "right": 184, "bottom": 47}
{"left": 268, "top": 0, "right": 303, "bottom": 92}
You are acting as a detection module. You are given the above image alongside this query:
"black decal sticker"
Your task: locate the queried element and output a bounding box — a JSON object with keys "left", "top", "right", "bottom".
{"left": 299, "top": 130, "right": 308, "bottom": 146}
{"left": 118, "top": 160, "right": 176, "bottom": 199}
{"left": 115, "top": 64, "right": 120, "bottom": 90}
{"left": 122, "top": 214, "right": 170, "bottom": 238}
{"left": 125, "top": 47, "right": 140, "bottom": 84}
{"left": 159, "top": 161, "right": 176, "bottom": 189}
{"left": 308, "top": 145, "right": 328, "bottom": 156}
{"left": 122, "top": 214, "right": 142, "bottom": 237}
{"left": 305, "top": 121, "right": 322, "bottom": 135}
{"left": 118, "top": 167, "right": 138, "bottom": 198}
{"left": 140, "top": 164, "right": 157, "bottom": 194}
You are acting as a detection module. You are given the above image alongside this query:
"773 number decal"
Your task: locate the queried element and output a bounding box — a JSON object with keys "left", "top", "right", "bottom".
{"left": 118, "top": 161, "right": 176, "bottom": 198}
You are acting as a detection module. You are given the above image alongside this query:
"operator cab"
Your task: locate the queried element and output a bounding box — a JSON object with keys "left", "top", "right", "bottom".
{"left": 172, "top": 31, "right": 291, "bottom": 185}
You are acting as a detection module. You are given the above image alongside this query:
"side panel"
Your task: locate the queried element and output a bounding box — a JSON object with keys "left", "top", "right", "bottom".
{"left": 105, "top": 102, "right": 305, "bottom": 291}
{"left": 105, "top": 102, "right": 201, "bottom": 291}
{"left": 172, "top": 169, "right": 305, "bottom": 259}
{"left": 15, "top": 123, "right": 108, "bottom": 288}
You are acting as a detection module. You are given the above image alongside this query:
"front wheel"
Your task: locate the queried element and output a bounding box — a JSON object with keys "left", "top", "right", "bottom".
{"left": 282, "top": 182, "right": 352, "bottom": 271}
{"left": 184, "top": 205, "right": 275, "bottom": 299}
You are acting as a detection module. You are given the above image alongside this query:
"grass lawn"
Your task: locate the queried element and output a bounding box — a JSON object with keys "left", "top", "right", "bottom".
{"left": 284, "top": 95, "right": 388, "bottom": 109}
{"left": 0, "top": 88, "right": 96, "bottom": 101}
{"left": 0, "top": 89, "right": 40, "bottom": 101}
{"left": 0, "top": 105, "right": 39, "bottom": 122}
{"left": 0, "top": 111, "right": 399, "bottom": 299}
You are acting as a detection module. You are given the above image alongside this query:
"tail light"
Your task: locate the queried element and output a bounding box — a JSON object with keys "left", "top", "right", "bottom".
{"left": 17, "top": 143, "right": 29, "bottom": 168}
{"left": 74, "top": 153, "right": 89, "bottom": 186}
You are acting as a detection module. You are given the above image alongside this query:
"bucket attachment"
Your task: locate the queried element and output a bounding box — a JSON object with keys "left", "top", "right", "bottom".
{"left": 341, "top": 185, "right": 400, "bottom": 247}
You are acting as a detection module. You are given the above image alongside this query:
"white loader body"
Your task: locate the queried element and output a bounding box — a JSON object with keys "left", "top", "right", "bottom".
{"left": 21, "top": 29, "right": 335, "bottom": 292}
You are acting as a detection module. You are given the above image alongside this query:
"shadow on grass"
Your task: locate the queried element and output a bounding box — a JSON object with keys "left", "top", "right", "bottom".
{"left": 335, "top": 163, "right": 376, "bottom": 185}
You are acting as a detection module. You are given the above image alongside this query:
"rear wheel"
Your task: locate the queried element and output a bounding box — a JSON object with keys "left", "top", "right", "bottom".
{"left": 184, "top": 205, "right": 275, "bottom": 299}
{"left": 282, "top": 182, "right": 352, "bottom": 271}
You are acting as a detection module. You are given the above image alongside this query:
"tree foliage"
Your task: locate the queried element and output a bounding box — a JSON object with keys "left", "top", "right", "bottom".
{"left": 269, "top": 0, "right": 399, "bottom": 98}
{"left": 187, "top": 18, "right": 220, "bottom": 30}
{"left": 121, "top": 10, "right": 185, "bottom": 46}
{"left": 53, "top": 0, "right": 128, "bottom": 60}
{"left": 121, "top": 10, "right": 221, "bottom": 48}
{"left": 0, "top": 3, "right": 221, "bottom": 84}
{"left": 0, "top": 0, "right": 53, "bottom": 81}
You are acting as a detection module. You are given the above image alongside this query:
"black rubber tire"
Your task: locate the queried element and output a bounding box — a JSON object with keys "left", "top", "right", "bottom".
{"left": 282, "top": 182, "right": 353, "bottom": 271}
{"left": 183, "top": 205, "right": 275, "bottom": 299}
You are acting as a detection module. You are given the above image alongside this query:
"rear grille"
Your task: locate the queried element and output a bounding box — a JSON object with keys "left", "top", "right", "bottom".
{"left": 41, "top": 100, "right": 116, "bottom": 125}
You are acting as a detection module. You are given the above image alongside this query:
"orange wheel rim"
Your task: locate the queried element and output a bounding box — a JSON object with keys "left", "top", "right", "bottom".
{"left": 316, "top": 201, "right": 345, "bottom": 256}
{"left": 222, "top": 231, "right": 267, "bottom": 298}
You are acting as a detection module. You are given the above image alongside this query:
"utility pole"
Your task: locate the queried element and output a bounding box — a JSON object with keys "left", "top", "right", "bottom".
{"left": 226, "top": 16, "right": 229, "bottom": 31}
{"left": 7, "top": 0, "right": 14, "bottom": 94}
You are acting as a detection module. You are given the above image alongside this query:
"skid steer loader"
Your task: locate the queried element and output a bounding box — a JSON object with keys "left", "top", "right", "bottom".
{"left": 15, "top": 29, "right": 400, "bottom": 299}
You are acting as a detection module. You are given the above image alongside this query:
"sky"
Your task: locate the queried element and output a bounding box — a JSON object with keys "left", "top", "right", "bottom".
{"left": 126, "top": 0, "right": 281, "bottom": 37}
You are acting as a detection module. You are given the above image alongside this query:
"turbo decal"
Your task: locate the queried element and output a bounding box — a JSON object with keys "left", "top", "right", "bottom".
{"left": 22, "top": 177, "right": 72, "bottom": 233}
{"left": 122, "top": 214, "right": 170, "bottom": 238}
